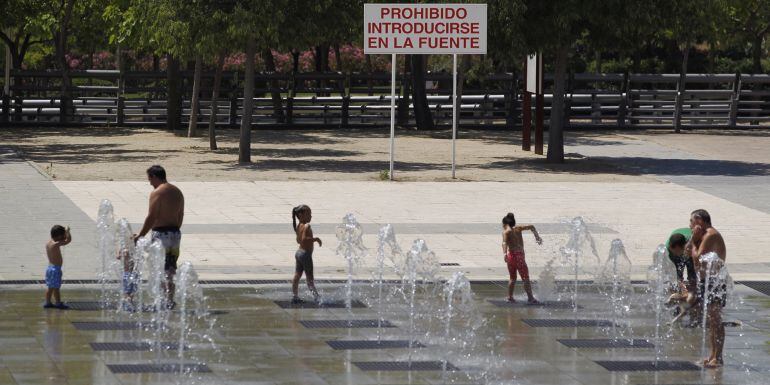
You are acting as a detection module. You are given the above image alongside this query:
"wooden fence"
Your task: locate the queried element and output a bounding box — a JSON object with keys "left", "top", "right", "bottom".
{"left": 1, "top": 70, "right": 768, "bottom": 129}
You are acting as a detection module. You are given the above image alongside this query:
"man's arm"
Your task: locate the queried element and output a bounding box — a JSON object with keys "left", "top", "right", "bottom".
{"left": 136, "top": 192, "right": 159, "bottom": 239}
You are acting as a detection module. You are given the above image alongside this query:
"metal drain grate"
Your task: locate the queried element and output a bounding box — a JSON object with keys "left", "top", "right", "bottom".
{"left": 72, "top": 321, "right": 153, "bottom": 330}
{"left": 65, "top": 301, "right": 117, "bottom": 311}
{"left": 522, "top": 319, "right": 615, "bottom": 327}
{"left": 326, "top": 340, "right": 424, "bottom": 350}
{"left": 558, "top": 339, "right": 654, "bottom": 348}
{"left": 488, "top": 300, "right": 579, "bottom": 309}
{"left": 594, "top": 360, "right": 700, "bottom": 372}
{"left": 274, "top": 300, "right": 367, "bottom": 309}
{"left": 738, "top": 281, "right": 770, "bottom": 296}
{"left": 106, "top": 363, "right": 211, "bottom": 373}
{"left": 440, "top": 263, "right": 460, "bottom": 266}
{"left": 90, "top": 342, "right": 182, "bottom": 351}
{"left": 353, "top": 361, "right": 459, "bottom": 371}
{"left": 299, "top": 320, "right": 395, "bottom": 328}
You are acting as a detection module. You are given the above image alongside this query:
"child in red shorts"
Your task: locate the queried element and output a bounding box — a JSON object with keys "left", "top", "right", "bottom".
{"left": 502, "top": 212, "right": 542, "bottom": 303}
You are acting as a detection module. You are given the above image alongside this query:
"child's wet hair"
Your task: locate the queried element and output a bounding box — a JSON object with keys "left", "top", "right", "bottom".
{"left": 502, "top": 212, "right": 516, "bottom": 227}
{"left": 292, "top": 205, "right": 311, "bottom": 231}
{"left": 668, "top": 233, "right": 687, "bottom": 249}
{"left": 50, "top": 225, "right": 66, "bottom": 239}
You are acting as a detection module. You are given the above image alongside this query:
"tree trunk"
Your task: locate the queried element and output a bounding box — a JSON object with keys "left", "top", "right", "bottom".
{"left": 315, "top": 44, "right": 330, "bottom": 95}
{"left": 594, "top": 50, "right": 601, "bottom": 73}
{"left": 334, "top": 44, "right": 342, "bottom": 71}
{"left": 314, "top": 44, "right": 330, "bottom": 72}
{"left": 547, "top": 45, "right": 568, "bottom": 164}
{"left": 752, "top": 35, "right": 763, "bottom": 74}
{"left": 57, "top": 0, "right": 76, "bottom": 125}
{"left": 291, "top": 50, "right": 299, "bottom": 74}
{"left": 674, "top": 45, "right": 690, "bottom": 132}
{"left": 410, "top": 55, "right": 433, "bottom": 129}
{"left": 187, "top": 54, "right": 202, "bottom": 137}
{"left": 261, "top": 48, "right": 285, "bottom": 123}
{"left": 239, "top": 39, "right": 256, "bottom": 163}
{"left": 209, "top": 50, "right": 225, "bottom": 150}
{"left": 632, "top": 50, "right": 641, "bottom": 73}
{"left": 680, "top": 45, "right": 690, "bottom": 76}
{"left": 167, "top": 54, "right": 182, "bottom": 131}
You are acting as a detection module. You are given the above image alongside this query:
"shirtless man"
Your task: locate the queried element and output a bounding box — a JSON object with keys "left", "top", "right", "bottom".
{"left": 501, "top": 212, "right": 543, "bottom": 303}
{"left": 688, "top": 209, "right": 727, "bottom": 368}
{"left": 133, "top": 165, "right": 184, "bottom": 309}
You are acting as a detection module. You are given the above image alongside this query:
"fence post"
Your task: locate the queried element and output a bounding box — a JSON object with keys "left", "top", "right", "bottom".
{"left": 13, "top": 95, "right": 22, "bottom": 122}
{"left": 617, "top": 72, "right": 629, "bottom": 127}
{"left": 228, "top": 92, "right": 237, "bottom": 128}
{"left": 117, "top": 96, "right": 125, "bottom": 125}
{"left": 59, "top": 94, "right": 69, "bottom": 125}
{"left": 674, "top": 73, "right": 685, "bottom": 132}
{"left": 507, "top": 75, "right": 518, "bottom": 132}
{"left": 728, "top": 72, "right": 741, "bottom": 128}
{"left": 1, "top": 95, "right": 8, "bottom": 124}
{"left": 341, "top": 95, "right": 349, "bottom": 128}
{"left": 286, "top": 96, "right": 294, "bottom": 125}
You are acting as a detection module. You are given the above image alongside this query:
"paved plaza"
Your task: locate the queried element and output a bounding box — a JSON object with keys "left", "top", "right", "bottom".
{"left": 1, "top": 130, "right": 770, "bottom": 281}
{"left": 0, "top": 129, "right": 769, "bottom": 385}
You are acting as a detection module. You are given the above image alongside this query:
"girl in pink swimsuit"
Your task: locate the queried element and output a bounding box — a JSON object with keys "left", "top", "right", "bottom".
{"left": 502, "top": 212, "right": 542, "bottom": 303}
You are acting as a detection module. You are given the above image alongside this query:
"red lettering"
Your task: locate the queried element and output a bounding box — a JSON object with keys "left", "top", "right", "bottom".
{"left": 470, "top": 23, "right": 479, "bottom": 34}
{"left": 380, "top": 8, "right": 390, "bottom": 18}
{"left": 457, "top": 8, "right": 467, "bottom": 19}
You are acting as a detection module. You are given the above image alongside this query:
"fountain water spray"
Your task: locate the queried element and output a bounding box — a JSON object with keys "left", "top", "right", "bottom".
{"left": 537, "top": 258, "right": 557, "bottom": 302}
{"left": 375, "top": 224, "right": 402, "bottom": 340}
{"left": 647, "top": 244, "right": 675, "bottom": 364}
{"left": 596, "top": 239, "right": 633, "bottom": 341}
{"left": 442, "top": 272, "right": 472, "bottom": 384}
{"left": 403, "top": 239, "right": 440, "bottom": 364}
{"left": 96, "top": 199, "right": 117, "bottom": 307}
{"left": 143, "top": 238, "right": 170, "bottom": 363}
{"left": 115, "top": 218, "right": 139, "bottom": 313}
{"left": 176, "top": 261, "right": 204, "bottom": 375}
{"left": 335, "top": 213, "right": 367, "bottom": 309}
{"left": 560, "top": 217, "right": 600, "bottom": 313}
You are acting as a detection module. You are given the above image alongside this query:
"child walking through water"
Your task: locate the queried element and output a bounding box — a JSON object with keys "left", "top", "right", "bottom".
{"left": 502, "top": 212, "right": 542, "bottom": 303}
{"left": 292, "top": 205, "right": 321, "bottom": 303}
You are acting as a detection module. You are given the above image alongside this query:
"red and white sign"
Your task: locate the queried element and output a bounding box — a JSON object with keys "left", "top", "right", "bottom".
{"left": 364, "top": 3, "right": 487, "bottom": 54}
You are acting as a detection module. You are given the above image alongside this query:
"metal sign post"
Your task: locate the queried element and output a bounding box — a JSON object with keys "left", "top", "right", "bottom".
{"left": 389, "top": 53, "right": 396, "bottom": 180}
{"left": 451, "top": 53, "right": 457, "bottom": 178}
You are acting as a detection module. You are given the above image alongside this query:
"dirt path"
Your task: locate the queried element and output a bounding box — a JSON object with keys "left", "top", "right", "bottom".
{"left": 0, "top": 127, "right": 645, "bottom": 182}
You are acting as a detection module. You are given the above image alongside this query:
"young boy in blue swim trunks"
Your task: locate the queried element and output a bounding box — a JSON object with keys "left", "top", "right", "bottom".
{"left": 44, "top": 225, "right": 71, "bottom": 309}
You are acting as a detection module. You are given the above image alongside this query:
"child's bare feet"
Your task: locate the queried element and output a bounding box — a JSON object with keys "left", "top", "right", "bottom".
{"left": 506, "top": 297, "right": 516, "bottom": 303}
{"left": 527, "top": 298, "right": 540, "bottom": 305}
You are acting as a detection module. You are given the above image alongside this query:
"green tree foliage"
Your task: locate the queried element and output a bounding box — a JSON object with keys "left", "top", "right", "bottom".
{"left": 719, "top": 0, "right": 770, "bottom": 74}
